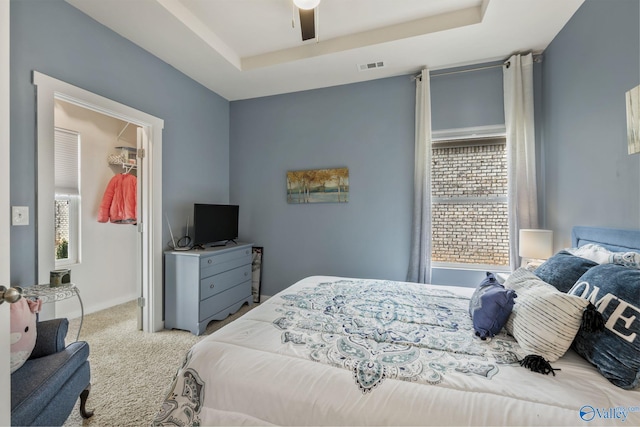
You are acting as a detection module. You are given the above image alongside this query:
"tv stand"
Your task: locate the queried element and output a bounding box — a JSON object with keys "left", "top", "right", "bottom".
{"left": 164, "top": 242, "right": 253, "bottom": 335}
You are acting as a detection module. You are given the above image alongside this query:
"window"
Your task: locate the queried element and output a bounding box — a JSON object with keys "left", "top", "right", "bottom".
{"left": 431, "top": 135, "right": 509, "bottom": 269}
{"left": 54, "top": 128, "right": 80, "bottom": 266}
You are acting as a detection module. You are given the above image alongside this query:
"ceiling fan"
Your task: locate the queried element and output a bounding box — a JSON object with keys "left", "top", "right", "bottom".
{"left": 293, "top": 0, "right": 320, "bottom": 41}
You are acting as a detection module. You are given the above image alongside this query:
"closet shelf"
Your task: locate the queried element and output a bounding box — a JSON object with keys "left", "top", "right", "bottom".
{"left": 108, "top": 146, "right": 137, "bottom": 172}
{"left": 115, "top": 146, "right": 137, "bottom": 152}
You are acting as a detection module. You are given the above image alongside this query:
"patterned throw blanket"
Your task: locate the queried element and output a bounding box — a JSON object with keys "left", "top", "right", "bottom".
{"left": 154, "top": 278, "right": 526, "bottom": 426}
{"left": 273, "top": 278, "right": 522, "bottom": 392}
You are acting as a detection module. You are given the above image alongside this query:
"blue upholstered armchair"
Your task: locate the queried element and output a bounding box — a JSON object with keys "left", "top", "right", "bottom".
{"left": 11, "top": 318, "right": 93, "bottom": 426}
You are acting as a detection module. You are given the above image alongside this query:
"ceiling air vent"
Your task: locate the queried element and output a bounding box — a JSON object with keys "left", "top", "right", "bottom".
{"left": 358, "top": 61, "right": 385, "bottom": 72}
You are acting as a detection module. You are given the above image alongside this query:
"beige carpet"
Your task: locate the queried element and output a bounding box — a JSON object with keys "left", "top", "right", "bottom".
{"left": 63, "top": 300, "right": 255, "bottom": 426}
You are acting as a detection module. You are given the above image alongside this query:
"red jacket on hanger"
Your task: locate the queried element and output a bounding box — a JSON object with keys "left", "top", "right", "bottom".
{"left": 98, "top": 173, "right": 137, "bottom": 224}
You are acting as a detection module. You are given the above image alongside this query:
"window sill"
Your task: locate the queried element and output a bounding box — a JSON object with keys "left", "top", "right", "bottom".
{"left": 55, "top": 260, "right": 80, "bottom": 269}
{"left": 432, "top": 262, "right": 511, "bottom": 273}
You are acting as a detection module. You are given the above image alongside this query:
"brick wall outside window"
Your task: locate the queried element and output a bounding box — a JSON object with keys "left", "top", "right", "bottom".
{"left": 431, "top": 141, "right": 510, "bottom": 266}
{"left": 55, "top": 198, "right": 70, "bottom": 258}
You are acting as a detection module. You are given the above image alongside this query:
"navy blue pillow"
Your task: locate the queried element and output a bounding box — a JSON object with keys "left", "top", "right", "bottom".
{"left": 469, "top": 272, "right": 517, "bottom": 340}
{"left": 568, "top": 264, "right": 640, "bottom": 389}
{"left": 534, "top": 250, "right": 598, "bottom": 292}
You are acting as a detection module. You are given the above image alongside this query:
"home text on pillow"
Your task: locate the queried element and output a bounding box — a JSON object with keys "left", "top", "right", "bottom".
{"left": 569, "top": 280, "right": 638, "bottom": 344}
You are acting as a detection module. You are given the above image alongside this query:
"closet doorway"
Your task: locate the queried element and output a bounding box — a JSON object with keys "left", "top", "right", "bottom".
{"left": 55, "top": 99, "right": 141, "bottom": 327}
{"left": 34, "top": 71, "right": 164, "bottom": 332}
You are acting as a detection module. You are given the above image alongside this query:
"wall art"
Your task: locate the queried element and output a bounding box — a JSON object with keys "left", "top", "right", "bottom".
{"left": 287, "top": 167, "right": 349, "bottom": 203}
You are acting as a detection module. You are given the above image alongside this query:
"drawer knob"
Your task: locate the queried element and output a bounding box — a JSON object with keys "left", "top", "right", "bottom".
{"left": 244, "top": 271, "right": 248, "bottom": 276}
{"left": 207, "top": 259, "right": 213, "bottom": 264}
{"left": 210, "top": 283, "right": 215, "bottom": 289}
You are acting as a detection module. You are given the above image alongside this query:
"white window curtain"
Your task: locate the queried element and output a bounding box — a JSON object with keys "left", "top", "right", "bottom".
{"left": 407, "top": 68, "right": 432, "bottom": 283}
{"left": 503, "top": 53, "right": 538, "bottom": 271}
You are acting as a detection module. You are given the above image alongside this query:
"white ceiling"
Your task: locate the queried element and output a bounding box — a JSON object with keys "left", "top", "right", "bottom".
{"left": 66, "top": 0, "right": 584, "bottom": 101}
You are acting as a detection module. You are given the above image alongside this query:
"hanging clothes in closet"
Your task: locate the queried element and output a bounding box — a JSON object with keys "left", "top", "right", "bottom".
{"left": 98, "top": 173, "right": 137, "bottom": 224}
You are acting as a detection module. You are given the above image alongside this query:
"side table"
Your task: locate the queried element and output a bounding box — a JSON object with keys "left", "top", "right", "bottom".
{"left": 22, "top": 283, "right": 84, "bottom": 341}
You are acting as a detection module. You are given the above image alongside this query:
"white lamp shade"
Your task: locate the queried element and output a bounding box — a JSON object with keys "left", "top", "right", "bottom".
{"left": 294, "top": 0, "right": 320, "bottom": 10}
{"left": 519, "top": 229, "right": 553, "bottom": 260}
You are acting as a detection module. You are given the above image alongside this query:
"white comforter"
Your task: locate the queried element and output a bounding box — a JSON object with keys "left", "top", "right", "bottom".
{"left": 154, "top": 276, "right": 640, "bottom": 426}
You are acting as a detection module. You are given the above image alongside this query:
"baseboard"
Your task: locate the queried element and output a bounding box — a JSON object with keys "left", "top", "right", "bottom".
{"left": 62, "top": 293, "right": 138, "bottom": 320}
{"left": 259, "top": 294, "right": 271, "bottom": 303}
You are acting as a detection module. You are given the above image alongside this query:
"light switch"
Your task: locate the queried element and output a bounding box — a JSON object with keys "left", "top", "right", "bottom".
{"left": 12, "top": 206, "right": 29, "bottom": 226}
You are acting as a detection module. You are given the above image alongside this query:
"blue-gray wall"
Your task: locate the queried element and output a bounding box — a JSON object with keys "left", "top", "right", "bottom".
{"left": 10, "top": 0, "right": 230, "bottom": 286}
{"left": 430, "top": 63, "right": 504, "bottom": 130}
{"left": 230, "top": 77, "right": 414, "bottom": 296}
{"left": 12, "top": 0, "right": 637, "bottom": 297}
{"left": 230, "top": 67, "right": 506, "bottom": 296}
{"left": 542, "top": 0, "right": 640, "bottom": 248}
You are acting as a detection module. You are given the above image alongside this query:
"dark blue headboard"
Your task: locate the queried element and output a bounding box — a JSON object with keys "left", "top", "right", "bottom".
{"left": 571, "top": 226, "right": 640, "bottom": 253}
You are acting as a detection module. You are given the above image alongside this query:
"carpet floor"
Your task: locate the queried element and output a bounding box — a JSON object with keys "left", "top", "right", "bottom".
{"left": 63, "top": 300, "right": 255, "bottom": 426}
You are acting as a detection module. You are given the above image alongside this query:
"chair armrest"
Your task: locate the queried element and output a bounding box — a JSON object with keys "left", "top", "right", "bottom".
{"left": 30, "top": 318, "right": 69, "bottom": 359}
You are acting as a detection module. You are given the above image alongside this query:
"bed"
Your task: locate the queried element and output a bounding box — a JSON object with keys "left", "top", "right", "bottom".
{"left": 153, "top": 226, "right": 640, "bottom": 426}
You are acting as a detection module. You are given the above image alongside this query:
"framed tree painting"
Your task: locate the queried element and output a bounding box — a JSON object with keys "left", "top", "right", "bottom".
{"left": 286, "top": 167, "right": 349, "bottom": 204}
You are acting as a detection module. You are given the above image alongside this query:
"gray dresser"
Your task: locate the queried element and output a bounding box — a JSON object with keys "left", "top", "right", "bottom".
{"left": 164, "top": 242, "right": 253, "bottom": 335}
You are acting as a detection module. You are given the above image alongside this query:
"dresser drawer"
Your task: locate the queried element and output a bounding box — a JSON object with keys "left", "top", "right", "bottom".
{"left": 201, "top": 248, "right": 252, "bottom": 278}
{"left": 199, "top": 280, "right": 251, "bottom": 321}
{"left": 200, "top": 264, "right": 251, "bottom": 300}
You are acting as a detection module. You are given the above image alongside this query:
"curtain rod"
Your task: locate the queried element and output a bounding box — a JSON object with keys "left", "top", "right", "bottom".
{"left": 411, "top": 63, "right": 503, "bottom": 81}
{"left": 431, "top": 63, "right": 503, "bottom": 78}
{"left": 412, "top": 55, "right": 542, "bottom": 81}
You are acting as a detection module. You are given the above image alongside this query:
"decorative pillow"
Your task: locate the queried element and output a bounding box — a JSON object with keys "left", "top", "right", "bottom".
{"left": 534, "top": 250, "right": 598, "bottom": 292}
{"left": 504, "top": 268, "right": 589, "bottom": 362}
{"left": 568, "top": 264, "right": 640, "bottom": 389}
{"left": 610, "top": 251, "right": 640, "bottom": 269}
{"left": 468, "top": 272, "right": 517, "bottom": 339}
{"left": 10, "top": 298, "right": 42, "bottom": 373}
{"left": 566, "top": 243, "right": 640, "bottom": 269}
{"left": 566, "top": 243, "right": 613, "bottom": 264}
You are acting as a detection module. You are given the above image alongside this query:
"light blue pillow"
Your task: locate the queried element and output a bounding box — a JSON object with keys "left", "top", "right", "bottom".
{"left": 568, "top": 264, "right": 640, "bottom": 389}
{"left": 469, "top": 273, "right": 517, "bottom": 340}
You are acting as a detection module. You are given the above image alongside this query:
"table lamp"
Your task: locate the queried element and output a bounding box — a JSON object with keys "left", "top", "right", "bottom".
{"left": 519, "top": 229, "right": 553, "bottom": 269}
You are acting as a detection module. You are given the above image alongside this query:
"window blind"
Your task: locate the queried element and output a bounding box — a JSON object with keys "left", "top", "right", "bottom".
{"left": 54, "top": 128, "right": 80, "bottom": 196}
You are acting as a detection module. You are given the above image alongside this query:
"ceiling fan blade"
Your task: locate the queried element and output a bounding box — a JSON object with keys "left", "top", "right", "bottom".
{"left": 299, "top": 8, "right": 315, "bottom": 41}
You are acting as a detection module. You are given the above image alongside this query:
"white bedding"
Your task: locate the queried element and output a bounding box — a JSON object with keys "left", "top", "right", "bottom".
{"left": 153, "top": 276, "right": 640, "bottom": 426}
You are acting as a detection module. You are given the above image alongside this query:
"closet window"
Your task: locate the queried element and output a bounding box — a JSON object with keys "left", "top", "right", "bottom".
{"left": 54, "top": 128, "right": 81, "bottom": 266}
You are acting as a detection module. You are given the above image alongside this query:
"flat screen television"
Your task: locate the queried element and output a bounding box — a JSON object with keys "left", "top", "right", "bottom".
{"left": 193, "top": 204, "right": 239, "bottom": 247}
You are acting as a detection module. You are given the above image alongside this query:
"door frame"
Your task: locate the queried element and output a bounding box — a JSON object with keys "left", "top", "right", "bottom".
{"left": 33, "top": 71, "right": 164, "bottom": 332}
{"left": 1, "top": 0, "right": 11, "bottom": 423}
